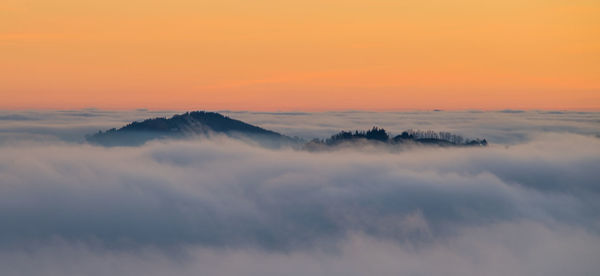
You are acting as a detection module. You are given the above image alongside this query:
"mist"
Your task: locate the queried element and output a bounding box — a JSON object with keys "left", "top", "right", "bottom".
{"left": 0, "top": 110, "right": 599, "bottom": 275}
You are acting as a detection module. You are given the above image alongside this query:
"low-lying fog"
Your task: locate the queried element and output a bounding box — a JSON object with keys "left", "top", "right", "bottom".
{"left": 1, "top": 110, "right": 599, "bottom": 276}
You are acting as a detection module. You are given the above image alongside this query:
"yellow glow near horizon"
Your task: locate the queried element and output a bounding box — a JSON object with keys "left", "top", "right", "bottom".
{"left": 1, "top": 0, "right": 599, "bottom": 110}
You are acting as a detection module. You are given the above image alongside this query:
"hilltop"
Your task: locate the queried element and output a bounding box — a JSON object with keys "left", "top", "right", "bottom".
{"left": 304, "top": 127, "right": 487, "bottom": 150}
{"left": 86, "top": 111, "right": 298, "bottom": 146}
{"left": 86, "top": 111, "right": 487, "bottom": 149}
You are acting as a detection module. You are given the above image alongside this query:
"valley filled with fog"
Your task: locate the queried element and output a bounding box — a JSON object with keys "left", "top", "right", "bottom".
{"left": 1, "top": 110, "right": 599, "bottom": 276}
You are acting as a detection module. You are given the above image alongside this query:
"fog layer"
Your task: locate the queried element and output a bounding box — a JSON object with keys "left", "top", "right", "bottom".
{"left": 0, "top": 110, "right": 599, "bottom": 275}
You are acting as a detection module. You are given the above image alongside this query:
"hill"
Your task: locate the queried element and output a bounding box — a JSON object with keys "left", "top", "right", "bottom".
{"left": 86, "top": 111, "right": 298, "bottom": 146}
{"left": 305, "top": 127, "right": 487, "bottom": 150}
{"left": 86, "top": 112, "right": 488, "bottom": 149}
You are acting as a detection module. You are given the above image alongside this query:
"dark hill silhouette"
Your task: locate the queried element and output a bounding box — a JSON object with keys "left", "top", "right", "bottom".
{"left": 86, "top": 112, "right": 488, "bottom": 149}
{"left": 86, "top": 111, "right": 298, "bottom": 147}
{"left": 305, "top": 127, "right": 487, "bottom": 150}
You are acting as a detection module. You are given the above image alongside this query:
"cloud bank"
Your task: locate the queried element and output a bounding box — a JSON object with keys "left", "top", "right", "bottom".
{"left": 0, "top": 110, "right": 599, "bottom": 275}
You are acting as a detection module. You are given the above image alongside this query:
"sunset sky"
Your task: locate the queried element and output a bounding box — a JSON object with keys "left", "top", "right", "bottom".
{"left": 1, "top": 0, "right": 599, "bottom": 110}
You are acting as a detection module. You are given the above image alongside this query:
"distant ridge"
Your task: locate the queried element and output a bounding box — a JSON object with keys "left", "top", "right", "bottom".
{"left": 86, "top": 111, "right": 488, "bottom": 149}
{"left": 86, "top": 111, "right": 297, "bottom": 146}
{"left": 305, "top": 127, "right": 487, "bottom": 150}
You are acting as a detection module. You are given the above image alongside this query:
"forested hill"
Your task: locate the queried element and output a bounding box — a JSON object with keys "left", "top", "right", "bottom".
{"left": 86, "top": 111, "right": 296, "bottom": 146}
{"left": 86, "top": 111, "right": 487, "bottom": 149}
{"left": 305, "top": 127, "right": 487, "bottom": 149}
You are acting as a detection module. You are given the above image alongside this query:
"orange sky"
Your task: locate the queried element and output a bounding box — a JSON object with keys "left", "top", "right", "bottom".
{"left": 1, "top": 0, "right": 599, "bottom": 111}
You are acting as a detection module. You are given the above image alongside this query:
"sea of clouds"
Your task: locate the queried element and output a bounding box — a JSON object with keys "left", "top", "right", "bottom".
{"left": 0, "top": 109, "right": 599, "bottom": 275}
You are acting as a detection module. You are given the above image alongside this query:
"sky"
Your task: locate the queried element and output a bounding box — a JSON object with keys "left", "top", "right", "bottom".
{"left": 0, "top": 110, "right": 599, "bottom": 275}
{"left": 1, "top": 0, "right": 599, "bottom": 110}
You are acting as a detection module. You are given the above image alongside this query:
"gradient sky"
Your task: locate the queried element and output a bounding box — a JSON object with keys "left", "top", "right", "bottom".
{"left": 1, "top": 0, "right": 599, "bottom": 110}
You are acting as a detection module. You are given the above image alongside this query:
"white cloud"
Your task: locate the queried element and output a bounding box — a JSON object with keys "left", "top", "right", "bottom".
{"left": 0, "top": 110, "right": 599, "bottom": 275}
